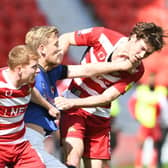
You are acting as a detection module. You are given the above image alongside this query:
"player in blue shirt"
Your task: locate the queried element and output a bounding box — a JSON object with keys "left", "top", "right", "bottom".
{"left": 25, "top": 65, "right": 66, "bottom": 134}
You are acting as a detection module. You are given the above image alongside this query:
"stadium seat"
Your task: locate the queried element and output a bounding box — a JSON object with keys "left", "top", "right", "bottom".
{"left": 0, "top": 0, "right": 50, "bottom": 67}
{"left": 28, "top": 11, "right": 48, "bottom": 26}
{"left": 0, "top": 41, "right": 8, "bottom": 68}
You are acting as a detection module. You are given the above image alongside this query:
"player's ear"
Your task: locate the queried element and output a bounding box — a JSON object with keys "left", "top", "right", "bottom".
{"left": 16, "top": 65, "right": 22, "bottom": 77}
{"left": 38, "top": 44, "right": 46, "bottom": 56}
{"left": 42, "top": 48, "right": 46, "bottom": 55}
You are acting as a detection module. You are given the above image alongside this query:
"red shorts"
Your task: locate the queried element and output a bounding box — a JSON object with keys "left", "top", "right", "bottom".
{"left": 60, "top": 108, "right": 111, "bottom": 159}
{"left": 137, "top": 124, "right": 162, "bottom": 142}
{"left": 0, "top": 141, "right": 46, "bottom": 168}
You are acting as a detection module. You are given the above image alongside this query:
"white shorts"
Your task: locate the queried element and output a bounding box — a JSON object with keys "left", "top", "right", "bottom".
{"left": 25, "top": 127, "right": 67, "bottom": 168}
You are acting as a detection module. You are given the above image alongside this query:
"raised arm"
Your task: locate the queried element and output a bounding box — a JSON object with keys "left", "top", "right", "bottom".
{"left": 58, "top": 32, "right": 76, "bottom": 55}
{"left": 59, "top": 32, "right": 134, "bottom": 78}
{"left": 67, "top": 58, "right": 133, "bottom": 78}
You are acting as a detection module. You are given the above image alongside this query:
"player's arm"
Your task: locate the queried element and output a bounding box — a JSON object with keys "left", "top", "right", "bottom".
{"left": 67, "top": 59, "right": 132, "bottom": 78}
{"left": 54, "top": 86, "right": 121, "bottom": 110}
{"left": 31, "top": 87, "right": 60, "bottom": 118}
{"left": 58, "top": 32, "right": 76, "bottom": 55}
{"left": 59, "top": 33, "right": 133, "bottom": 77}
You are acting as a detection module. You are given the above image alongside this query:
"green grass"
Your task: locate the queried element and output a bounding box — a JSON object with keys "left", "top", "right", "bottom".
{"left": 162, "top": 163, "right": 168, "bottom": 168}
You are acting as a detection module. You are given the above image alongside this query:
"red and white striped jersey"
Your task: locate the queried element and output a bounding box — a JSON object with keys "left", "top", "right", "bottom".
{"left": 0, "top": 67, "right": 33, "bottom": 144}
{"left": 64, "top": 27, "right": 144, "bottom": 117}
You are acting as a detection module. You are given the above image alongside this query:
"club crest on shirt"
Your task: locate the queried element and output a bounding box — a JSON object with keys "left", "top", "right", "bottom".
{"left": 5, "top": 90, "right": 13, "bottom": 97}
{"left": 97, "top": 51, "right": 106, "bottom": 61}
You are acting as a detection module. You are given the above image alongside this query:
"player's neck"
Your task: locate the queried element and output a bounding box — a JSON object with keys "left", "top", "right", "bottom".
{"left": 39, "top": 60, "right": 55, "bottom": 71}
{"left": 39, "top": 62, "right": 58, "bottom": 72}
{"left": 112, "top": 42, "right": 129, "bottom": 59}
{"left": 38, "top": 63, "right": 47, "bottom": 72}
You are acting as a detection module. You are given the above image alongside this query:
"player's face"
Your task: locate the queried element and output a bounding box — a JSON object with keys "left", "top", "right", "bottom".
{"left": 128, "top": 36, "right": 154, "bottom": 63}
{"left": 21, "top": 59, "right": 39, "bottom": 84}
{"left": 45, "top": 32, "right": 63, "bottom": 65}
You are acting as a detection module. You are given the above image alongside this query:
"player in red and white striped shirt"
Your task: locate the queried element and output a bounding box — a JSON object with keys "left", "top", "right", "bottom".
{"left": 55, "top": 22, "right": 166, "bottom": 168}
{"left": 0, "top": 45, "right": 59, "bottom": 168}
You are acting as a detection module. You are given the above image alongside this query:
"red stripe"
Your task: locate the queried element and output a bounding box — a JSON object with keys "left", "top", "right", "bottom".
{"left": 0, "top": 119, "right": 24, "bottom": 130}
{"left": 0, "top": 126, "right": 25, "bottom": 142}
{"left": 0, "top": 85, "right": 32, "bottom": 99}
{"left": 0, "top": 104, "right": 28, "bottom": 117}
{"left": 82, "top": 77, "right": 105, "bottom": 93}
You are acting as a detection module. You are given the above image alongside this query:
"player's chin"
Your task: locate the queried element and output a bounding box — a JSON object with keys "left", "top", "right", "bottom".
{"left": 29, "top": 77, "right": 35, "bottom": 83}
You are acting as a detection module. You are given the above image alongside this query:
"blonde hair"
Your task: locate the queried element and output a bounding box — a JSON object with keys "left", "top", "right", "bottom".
{"left": 25, "top": 26, "right": 59, "bottom": 51}
{"left": 8, "top": 45, "right": 39, "bottom": 70}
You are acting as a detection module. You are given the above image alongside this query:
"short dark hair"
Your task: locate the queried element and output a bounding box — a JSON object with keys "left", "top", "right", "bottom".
{"left": 130, "top": 22, "right": 166, "bottom": 51}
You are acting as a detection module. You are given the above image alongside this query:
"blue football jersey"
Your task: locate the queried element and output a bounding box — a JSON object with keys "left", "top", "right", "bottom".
{"left": 24, "top": 65, "right": 66, "bottom": 133}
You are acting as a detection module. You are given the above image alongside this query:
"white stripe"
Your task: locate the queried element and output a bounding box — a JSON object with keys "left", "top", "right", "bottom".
{"left": 0, "top": 82, "right": 21, "bottom": 90}
{"left": 0, "top": 113, "right": 24, "bottom": 124}
{"left": 90, "top": 47, "right": 98, "bottom": 63}
{"left": 74, "top": 78, "right": 83, "bottom": 85}
{"left": 98, "top": 33, "right": 114, "bottom": 55}
{"left": 101, "top": 74, "right": 121, "bottom": 83}
{"left": 81, "top": 58, "right": 87, "bottom": 64}
{"left": 74, "top": 78, "right": 99, "bottom": 95}
{"left": 0, "top": 95, "right": 31, "bottom": 106}
{"left": 104, "top": 37, "right": 128, "bottom": 61}
{"left": 0, "top": 82, "right": 13, "bottom": 89}
{"left": 63, "top": 90, "right": 79, "bottom": 98}
{"left": 79, "top": 28, "right": 92, "bottom": 34}
{"left": 0, "top": 122, "right": 25, "bottom": 135}
{"left": 73, "top": 75, "right": 120, "bottom": 95}
{"left": 82, "top": 107, "right": 111, "bottom": 118}
{"left": 91, "top": 77, "right": 107, "bottom": 89}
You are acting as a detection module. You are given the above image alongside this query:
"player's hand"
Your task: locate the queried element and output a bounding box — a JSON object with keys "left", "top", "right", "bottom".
{"left": 119, "top": 58, "right": 133, "bottom": 70}
{"left": 129, "top": 54, "right": 142, "bottom": 65}
{"left": 114, "top": 55, "right": 133, "bottom": 70}
{"left": 54, "top": 97, "right": 74, "bottom": 110}
{"left": 48, "top": 105, "right": 60, "bottom": 119}
{"left": 117, "top": 55, "right": 142, "bottom": 70}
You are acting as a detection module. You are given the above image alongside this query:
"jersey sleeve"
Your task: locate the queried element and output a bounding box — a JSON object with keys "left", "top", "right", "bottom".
{"left": 113, "top": 65, "right": 144, "bottom": 94}
{"left": 48, "top": 65, "right": 68, "bottom": 82}
{"left": 74, "top": 27, "right": 124, "bottom": 48}
{"left": 74, "top": 27, "right": 105, "bottom": 47}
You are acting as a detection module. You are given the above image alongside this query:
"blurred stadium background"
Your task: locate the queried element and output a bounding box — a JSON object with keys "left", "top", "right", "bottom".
{"left": 0, "top": 0, "right": 168, "bottom": 166}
